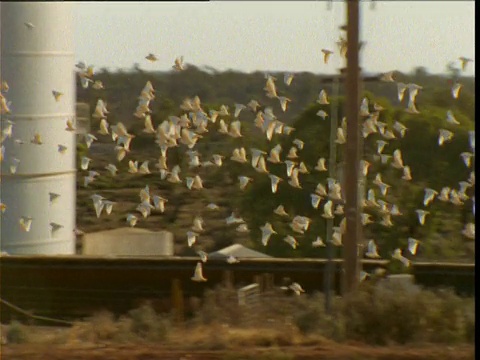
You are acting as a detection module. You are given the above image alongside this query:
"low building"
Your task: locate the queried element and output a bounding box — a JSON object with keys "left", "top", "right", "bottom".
{"left": 82, "top": 227, "right": 174, "bottom": 256}
{"left": 208, "top": 243, "right": 272, "bottom": 260}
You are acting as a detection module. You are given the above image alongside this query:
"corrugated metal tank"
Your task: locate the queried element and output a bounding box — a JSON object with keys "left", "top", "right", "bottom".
{"left": 0, "top": 2, "right": 76, "bottom": 254}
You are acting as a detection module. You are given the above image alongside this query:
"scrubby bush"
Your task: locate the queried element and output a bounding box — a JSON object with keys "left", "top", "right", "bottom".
{"left": 6, "top": 320, "right": 29, "bottom": 344}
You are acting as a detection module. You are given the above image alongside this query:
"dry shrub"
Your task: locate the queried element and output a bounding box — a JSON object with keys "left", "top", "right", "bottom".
{"left": 5, "top": 320, "right": 30, "bottom": 344}
{"left": 127, "top": 301, "right": 170, "bottom": 342}
{"left": 339, "top": 282, "right": 474, "bottom": 345}
{"left": 67, "top": 303, "right": 170, "bottom": 344}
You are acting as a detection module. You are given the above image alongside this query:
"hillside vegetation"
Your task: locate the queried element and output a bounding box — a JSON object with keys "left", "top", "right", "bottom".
{"left": 76, "top": 65, "right": 475, "bottom": 261}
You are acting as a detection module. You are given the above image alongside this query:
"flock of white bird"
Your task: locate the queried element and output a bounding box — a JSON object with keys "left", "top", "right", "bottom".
{"left": 0, "top": 26, "right": 475, "bottom": 289}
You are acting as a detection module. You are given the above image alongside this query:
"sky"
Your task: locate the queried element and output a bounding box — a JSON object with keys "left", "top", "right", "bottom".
{"left": 73, "top": 1, "right": 475, "bottom": 76}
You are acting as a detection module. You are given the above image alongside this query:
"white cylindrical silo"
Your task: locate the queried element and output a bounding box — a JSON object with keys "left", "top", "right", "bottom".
{"left": 0, "top": 2, "right": 76, "bottom": 254}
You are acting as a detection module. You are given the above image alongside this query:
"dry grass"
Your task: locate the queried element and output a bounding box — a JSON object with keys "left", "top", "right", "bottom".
{"left": 2, "top": 283, "right": 475, "bottom": 356}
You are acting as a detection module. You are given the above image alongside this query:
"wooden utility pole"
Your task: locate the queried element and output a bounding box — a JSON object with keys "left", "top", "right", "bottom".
{"left": 344, "top": 0, "right": 362, "bottom": 294}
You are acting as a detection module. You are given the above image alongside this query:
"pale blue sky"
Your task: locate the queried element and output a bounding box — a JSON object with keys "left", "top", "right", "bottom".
{"left": 73, "top": 1, "right": 475, "bottom": 75}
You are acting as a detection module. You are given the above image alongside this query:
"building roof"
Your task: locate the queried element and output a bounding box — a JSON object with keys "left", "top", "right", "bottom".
{"left": 208, "top": 244, "right": 272, "bottom": 259}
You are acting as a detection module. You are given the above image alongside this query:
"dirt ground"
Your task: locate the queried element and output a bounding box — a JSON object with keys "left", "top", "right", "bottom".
{"left": 1, "top": 343, "right": 475, "bottom": 360}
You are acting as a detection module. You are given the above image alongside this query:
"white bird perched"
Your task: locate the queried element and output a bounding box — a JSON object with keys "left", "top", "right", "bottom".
{"left": 283, "top": 235, "right": 298, "bottom": 249}
{"left": 407, "top": 238, "right": 420, "bottom": 255}
{"left": 423, "top": 188, "right": 438, "bottom": 206}
{"left": 393, "top": 121, "right": 408, "bottom": 138}
{"left": 19, "top": 216, "right": 33, "bottom": 232}
{"left": 173, "top": 56, "right": 185, "bottom": 71}
{"left": 365, "top": 239, "right": 380, "bottom": 258}
{"left": 392, "top": 248, "right": 410, "bottom": 267}
{"left": 438, "top": 129, "right": 454, "bottom": 146}
{"left": 226, "top": 255, "right": 240, "bottom": 264}
{"left": 284, "top": 72, "right": 294, "bottom": 86}
{"left": 80, "top": 156, "right": 92, "bottom": 171}
{"left": 312, "top": 236, "right": 326, "bottom": 247}
{"left": 468, "top": 130, "right": 475, "bottom": 151}
{"left": 316, "top": 110, "right": 328, "bottom": 120}
{"left": 446, "top": 110, "right": 460, "bottom": 125}
{"left": 84, "top": 133, "right": 98, "bottom": 149}
{"left": 152, "top": 195, "right": 168, "bottom": 213}
{"left": 458, "top": 57, "right": 474, "bottom": 71}
{"left": 273, "top": 205, "right": 289, "bottom": 217}
{"left": 462, "top": 223, "right": 475, "bottom": 240}
{"left": 321, "top": 49, "right": 333, "bottom": 64}
{"left": 191, "top": 262, "right": 207, "bottom": 282}
{"left": 451, "top": 82, "right": 462, "bottom": 99}
{"left": 397, "top": 82, "right": 407, "bottom": 102}
{"left": 415, "top": 209, "right": 429, "bottom": 225}
{"left": 260, "top": 222, "right": 277, "bottom": 246}
{"left": 460, "top": 152, "right": 474, "bottom": 168}
{"left": 288, "top": 167, "right": 302, "bottom": 189}
{"left": 278, "top": 96, "right": 291, "bottom": 112}
{"left": 268, "top": 174, "right": 283, "bottom": 193}
{"left": 391, "top": 149, "right": 404, "bottom": 169}
{"left": 322, "top": 200, "right": 334, "bottom": 219}
{"left": 238, "top": 176, "right": 253, "bottom": 191}
{"left": 186, "top": 231, "right": 199, "bottom": 247}
{"left": 314, "top": 157, "right": 327, "bottom": 172}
